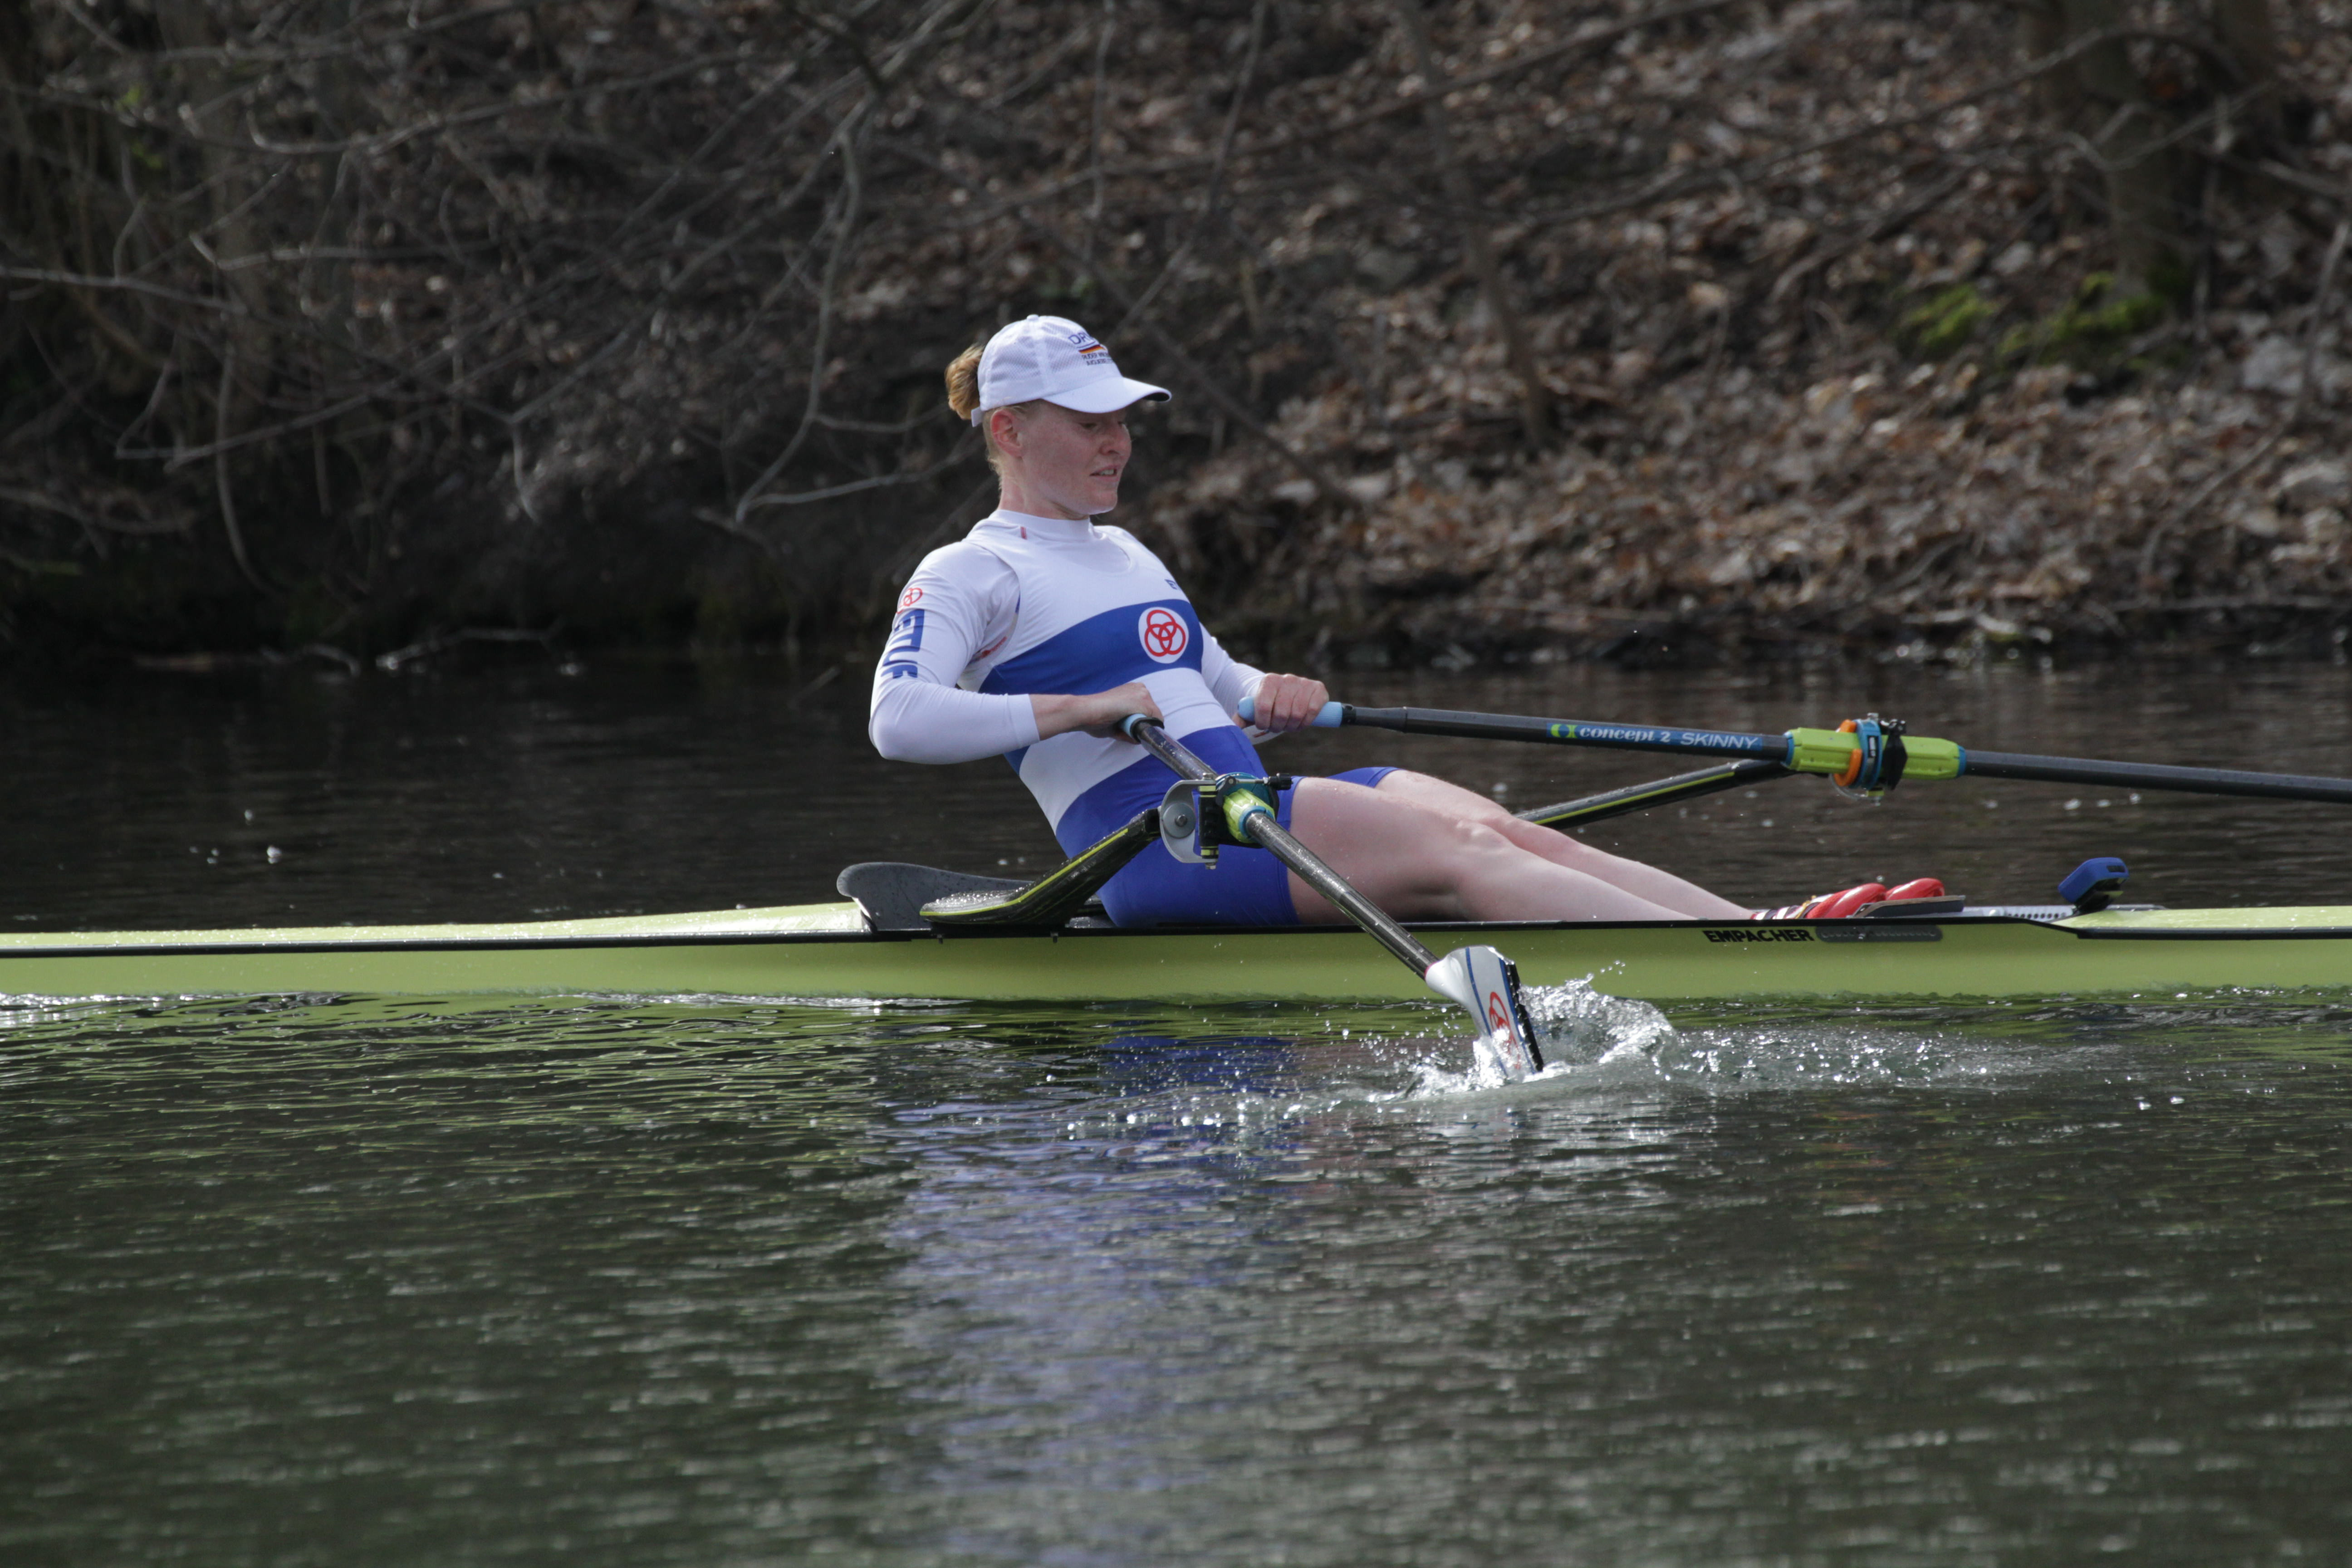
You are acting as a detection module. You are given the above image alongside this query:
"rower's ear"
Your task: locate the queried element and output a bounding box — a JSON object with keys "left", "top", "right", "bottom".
{"left": 987, "top": 405, "right": 1023, "bottom": 456}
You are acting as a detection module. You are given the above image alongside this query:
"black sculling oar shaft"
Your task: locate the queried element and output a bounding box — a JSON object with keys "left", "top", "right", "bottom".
{"left": 1344, "top": 704, "right": 1791, "bottom": 761}
{"left": 1517, "top": 758, "right": 1794, "bottom": 830}
{"left": 1123, "top": 711, "right": 1545, "bottom": 1079}
{"left": 1301, "top": 701, "right": 2352, "bottom": 807}
{"left": 1120, "top": 716, "right": 1438, "bottom": 975}
{"left": 1959, "top": 751, "right": 2352, "bottom": 804}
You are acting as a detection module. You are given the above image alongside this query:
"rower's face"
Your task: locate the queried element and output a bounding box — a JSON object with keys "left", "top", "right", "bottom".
{"left": 1010, "top": 402, "right": 1132, "bottom": 519}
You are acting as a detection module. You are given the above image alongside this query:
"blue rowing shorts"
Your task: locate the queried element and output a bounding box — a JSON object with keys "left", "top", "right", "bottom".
{"left": 1095, "top": 765, "right": 1398, "bottom": 928}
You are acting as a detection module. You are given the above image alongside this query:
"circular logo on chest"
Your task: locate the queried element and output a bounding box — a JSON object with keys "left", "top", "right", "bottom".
{"left": 1138, "top": 606, "right": 1189, "bottom": 663}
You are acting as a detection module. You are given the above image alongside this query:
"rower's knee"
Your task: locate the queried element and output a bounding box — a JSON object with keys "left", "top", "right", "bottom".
{"left": 1440, "top": 815, "right": 1520, "bottom": 867}
{"left": 1370, "top": 814, "right": 1510, "bottom": 901}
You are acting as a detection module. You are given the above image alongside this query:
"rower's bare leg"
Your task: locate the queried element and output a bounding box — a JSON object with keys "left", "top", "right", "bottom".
{"left": 1366, "top": 769, "right": 1749, "bottom": 919}
{"left": 1283, "top": 776, "right": 1703, "bottom": 924}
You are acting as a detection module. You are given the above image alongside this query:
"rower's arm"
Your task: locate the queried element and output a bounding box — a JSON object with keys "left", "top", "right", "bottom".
{"left": 870, "top": 680, "right": 1042, "bottom": 763}
{"left": 1032, "top": 684, "right": 1162, "bottom": 739}
{"left": 868, "top": 550, "right": 1040, "bottom": 764}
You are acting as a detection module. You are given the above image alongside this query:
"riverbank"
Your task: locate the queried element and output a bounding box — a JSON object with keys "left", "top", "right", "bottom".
{"left": 5, "top": 0, "right": 2347, "bottom": 667}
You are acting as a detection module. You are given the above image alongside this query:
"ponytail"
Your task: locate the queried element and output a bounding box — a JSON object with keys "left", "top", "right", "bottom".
{"left": 945, "top": 344, "right": 983, "bottom": 422}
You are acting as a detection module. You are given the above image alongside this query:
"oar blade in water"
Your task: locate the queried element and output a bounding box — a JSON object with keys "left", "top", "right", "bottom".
{"left": 1425, "top": 945, "right": 1545, "bottom": 1080}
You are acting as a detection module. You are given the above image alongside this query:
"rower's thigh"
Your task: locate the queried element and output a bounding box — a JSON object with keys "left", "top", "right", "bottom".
{"left": 1368, "top": 768, "right": 1615, "bottom": 863}
{"left": 1285, "top": 775, "right": 1507, "bottom": 906}
{"left": 1367, "top": 768, "right": 1520, "bottom": 826}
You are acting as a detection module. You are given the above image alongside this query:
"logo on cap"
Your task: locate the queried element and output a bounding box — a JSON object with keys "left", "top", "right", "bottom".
{"left": 1138, "top": 606, "right": 1189, "bottom": 663}
{"left": 972, "top": 315, "right": 1170, "bottom": 422}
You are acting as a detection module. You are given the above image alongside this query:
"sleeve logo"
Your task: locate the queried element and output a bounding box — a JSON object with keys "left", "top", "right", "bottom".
{"left": 897, "top": 585, "right": 924, "bottom": 610}
{"left": 1138, "top": 605, "right": 1190, "bottom": 663}
{"left": 880, "top": 608, "right": 926, "bottom": 679}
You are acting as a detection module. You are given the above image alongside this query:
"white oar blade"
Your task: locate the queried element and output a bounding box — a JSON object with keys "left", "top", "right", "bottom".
{"left": 1424, "top": 945, "right": 1545, "bottom": 1081}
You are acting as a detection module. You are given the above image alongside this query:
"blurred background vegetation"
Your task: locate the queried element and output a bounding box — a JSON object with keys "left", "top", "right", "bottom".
{"left": 3, "top": 0, "right": 2347, "bottom": 669}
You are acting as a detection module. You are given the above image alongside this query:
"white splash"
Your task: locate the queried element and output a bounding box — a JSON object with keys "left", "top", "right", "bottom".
{"left": 1416, "top": 978, "right": 1680, "bottom": 1095}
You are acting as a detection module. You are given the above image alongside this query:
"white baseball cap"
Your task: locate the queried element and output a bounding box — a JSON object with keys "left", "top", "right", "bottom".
{"left": 971, "top": 315, "right": 1170, "bottom": 424}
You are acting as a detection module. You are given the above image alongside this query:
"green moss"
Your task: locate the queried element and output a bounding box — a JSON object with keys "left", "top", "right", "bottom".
{"left": 1900, "top": 284, "right": 1993, "bottom": 358}
{"left": 1997, "top": 273, "right": 2170, "bottom": 368}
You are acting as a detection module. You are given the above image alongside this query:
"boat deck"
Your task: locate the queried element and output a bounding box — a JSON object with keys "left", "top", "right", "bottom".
{"left": 7, "top": 902, "right": 2352, "bottom": 1004}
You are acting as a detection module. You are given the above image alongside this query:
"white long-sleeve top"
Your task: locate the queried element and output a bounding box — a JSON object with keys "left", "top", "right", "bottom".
{"left": 869, "top": 509, "right": 1266, "bottom": 838}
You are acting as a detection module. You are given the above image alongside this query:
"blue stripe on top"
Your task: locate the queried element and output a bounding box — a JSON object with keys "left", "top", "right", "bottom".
{"left": 979, "top": 600, "right": 1202, "bottom": 697}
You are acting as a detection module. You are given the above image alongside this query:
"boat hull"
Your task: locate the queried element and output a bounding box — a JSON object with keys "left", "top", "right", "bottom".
{"left": 7, "top": 902, "right": 2352, "bottom": 1003}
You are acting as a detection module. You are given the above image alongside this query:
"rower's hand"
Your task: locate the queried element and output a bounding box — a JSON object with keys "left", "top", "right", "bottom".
{"left": 1033, "top": 683, "right": 1163, "bottom": 740}
{"left": 1245, "top": 673, "right": 1329, "bottom": 734}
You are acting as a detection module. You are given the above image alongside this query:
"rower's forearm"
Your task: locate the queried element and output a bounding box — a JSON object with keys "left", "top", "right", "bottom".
{"left": 1030, "top": 693, "right": 1081, "bottom": 740}
{"left": 1033, "top": 683, "right": 1164, "bottom": 740}
{"left": 1031, "top": 691, "right": 1122, "bottom": 740}
{"left": 869, "top": 679, "right": 1040, "bottom": 763}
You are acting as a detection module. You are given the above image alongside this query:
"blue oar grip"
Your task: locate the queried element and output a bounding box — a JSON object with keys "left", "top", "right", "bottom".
{"left": 1237, "top": 697, "right": 1346, "bottom": 728}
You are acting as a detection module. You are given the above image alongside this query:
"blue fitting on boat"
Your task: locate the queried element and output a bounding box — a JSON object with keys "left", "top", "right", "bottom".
{"left": 2059, "top": 857, "right": 2130, "bottom": 913}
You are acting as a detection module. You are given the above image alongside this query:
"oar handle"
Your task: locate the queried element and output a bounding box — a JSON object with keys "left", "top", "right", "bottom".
{"left": 1235, "top": 696, "right": 1346, "bottom": 728}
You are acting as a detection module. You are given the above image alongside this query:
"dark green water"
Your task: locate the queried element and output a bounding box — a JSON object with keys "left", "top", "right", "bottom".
{"left": 5, "top": 657, "right": 2352, "bottom": 1563}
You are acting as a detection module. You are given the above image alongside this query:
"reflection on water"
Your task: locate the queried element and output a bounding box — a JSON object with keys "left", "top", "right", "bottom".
{"left": 6, "top": 658, "right": 2352, "bottom": 1563}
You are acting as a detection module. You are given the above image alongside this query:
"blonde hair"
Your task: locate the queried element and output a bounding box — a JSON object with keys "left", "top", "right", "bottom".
{"left": 946, "top": 341, "right": 1041, "bottom": 474}
{"left": 945, "top": 343, "right": 985, "bottom": 422}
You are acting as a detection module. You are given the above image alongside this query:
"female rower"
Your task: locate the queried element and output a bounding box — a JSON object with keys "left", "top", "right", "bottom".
{"left": 868, "top": 314, "right": 1752, "bottom": 926}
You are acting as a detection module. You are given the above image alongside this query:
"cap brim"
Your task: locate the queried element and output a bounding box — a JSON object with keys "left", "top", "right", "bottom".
{"left": 1048, "top": 376, "right": 1171, "bottom": 414}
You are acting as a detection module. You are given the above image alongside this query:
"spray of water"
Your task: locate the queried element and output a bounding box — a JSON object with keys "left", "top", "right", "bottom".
{"left": 1410, "top": 977, "right": 1999, "bottom": 1099}
{"left": 1407, "top": 977, "right": 1674, "bottom": 1094}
